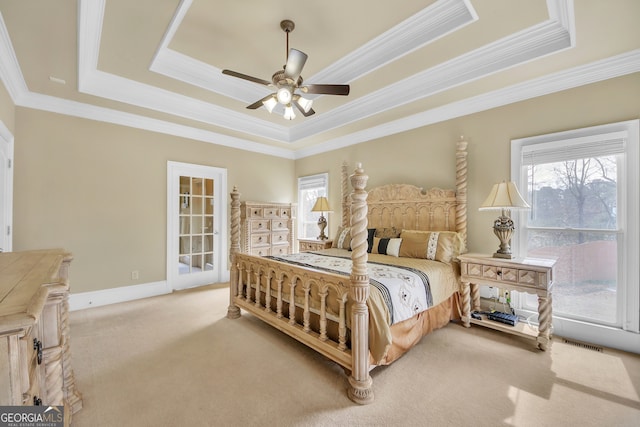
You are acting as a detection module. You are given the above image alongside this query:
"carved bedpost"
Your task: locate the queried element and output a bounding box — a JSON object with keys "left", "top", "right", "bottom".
{"left": 341, "top": 161, "right": 349, "bottom": 228}
{"left": 227, "top": 186, "right": 242, "bottom": 319}
{"left": 456, "top": 137, "right": 468, "bottom": 252}
{"left": 348, "top": 163, "right": 374, "bottom": 405}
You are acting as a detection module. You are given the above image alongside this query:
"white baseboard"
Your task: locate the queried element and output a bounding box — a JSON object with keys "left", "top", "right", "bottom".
{"left": 69, "top": 280, "right": 171, "bottom": 311}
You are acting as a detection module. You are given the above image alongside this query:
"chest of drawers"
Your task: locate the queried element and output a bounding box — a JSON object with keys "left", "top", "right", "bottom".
{"left": 241, "top": 201, "right": 296, "bottom": 256}
{"left": 0, "top": 249, "right": 83, "bottom": 424}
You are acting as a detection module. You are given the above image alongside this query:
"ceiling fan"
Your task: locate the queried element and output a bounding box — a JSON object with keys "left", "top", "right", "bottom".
{"left": 222, "top": 20, "right": 350, "bottom": 120}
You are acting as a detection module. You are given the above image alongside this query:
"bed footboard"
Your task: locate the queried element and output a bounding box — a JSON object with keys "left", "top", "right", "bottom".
{"left": 229, "top": 253, "right": 352, "bottom": 369}
{"left": 227, "top": 165, "right": 374, "bottom": 404}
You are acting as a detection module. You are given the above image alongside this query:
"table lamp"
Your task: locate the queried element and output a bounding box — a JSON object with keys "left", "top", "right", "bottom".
{"left": 479, "top": 181, "right": 530, "bottom": 258}
{"left": 311, "top": 196, "right": 331, "bottom": 240}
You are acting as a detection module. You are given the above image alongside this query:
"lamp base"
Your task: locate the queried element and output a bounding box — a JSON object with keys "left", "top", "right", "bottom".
{"left": 493, "top": 252, "right": 515, "bottom": 259}
{"left": 317, "top": 214, "right": 328, "bottom": 240}
{"left": 492, "top": 212, "right": 515, "bottom": 259}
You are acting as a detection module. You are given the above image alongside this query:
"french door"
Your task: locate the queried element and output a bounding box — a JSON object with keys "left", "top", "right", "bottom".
{"left": 167, "top": 162, "right": 227, "bottom": 290}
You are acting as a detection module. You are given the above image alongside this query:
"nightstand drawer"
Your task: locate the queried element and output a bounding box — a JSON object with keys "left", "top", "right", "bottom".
{"left": 298, "top": 239, "right": 333, "bottom": 252}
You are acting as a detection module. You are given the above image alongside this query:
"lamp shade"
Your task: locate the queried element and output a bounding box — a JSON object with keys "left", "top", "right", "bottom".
{"left": 311, "top": 196, "right": 331, "bottom": 212}
{"left": 479, "top": 181, "right": 530, "bottom": 210}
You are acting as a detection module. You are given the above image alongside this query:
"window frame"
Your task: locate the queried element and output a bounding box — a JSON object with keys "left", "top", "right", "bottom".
{"left": 511, "top": 120, "right": 639, "bottom": 353}
{"left": 297, "top": 173, "right": 329, "bottom": 240}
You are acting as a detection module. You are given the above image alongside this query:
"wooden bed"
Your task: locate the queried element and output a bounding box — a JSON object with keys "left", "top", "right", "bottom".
{"left": 226, "top": 140, "right": 471, "bottom": 404}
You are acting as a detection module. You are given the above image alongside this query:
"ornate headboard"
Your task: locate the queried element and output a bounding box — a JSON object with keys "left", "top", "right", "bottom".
{"left": 341, "top": 139, "right": 468, "bottom": 250}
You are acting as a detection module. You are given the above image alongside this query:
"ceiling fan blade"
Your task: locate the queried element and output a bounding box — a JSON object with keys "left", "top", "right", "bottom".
{"left": 222, "top": 69, "right": 271, "bottom": 87}
{"left": 246, "top": 94, "right": 276, "bottom": 110}
{"left": 293, "top": 100, "right": 315, "bottom": 117}
{"left": 284, "top": 49, "right": 308, "bottom": 80}
{"left": 301, "top": 84, "right": 350, "bottom": 96}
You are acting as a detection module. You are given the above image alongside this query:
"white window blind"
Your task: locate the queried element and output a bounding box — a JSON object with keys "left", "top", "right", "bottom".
{"left": 521, "top": 131, "right": 627, "bottom": 165}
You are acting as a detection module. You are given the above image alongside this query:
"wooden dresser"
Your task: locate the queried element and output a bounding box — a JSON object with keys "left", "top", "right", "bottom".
{"left": 0, "top": 249, "right": 82, "bottom": 423}
{"left": 240, "top": 201, "right": 296, "bottom": 256}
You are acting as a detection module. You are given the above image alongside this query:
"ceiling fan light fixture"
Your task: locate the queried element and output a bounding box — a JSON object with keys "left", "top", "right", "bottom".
{"left": 283, "top": 104, "right": 296, "bottom": 120}
{"left": 297, "top": 96, "right": 313, "bottom": 113}
{"left": 276, "top": 87, "right": 292, "bottom": 105}
{"left": 221, "top": 20, "right": 350, "bottom": 120}
{"left": 263, "top": 96, "right": 278, "bottom": 113}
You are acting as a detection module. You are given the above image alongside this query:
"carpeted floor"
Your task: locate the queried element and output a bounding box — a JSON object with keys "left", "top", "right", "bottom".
{"left": 68, "top": 284, "right": 640, "bottom": 426}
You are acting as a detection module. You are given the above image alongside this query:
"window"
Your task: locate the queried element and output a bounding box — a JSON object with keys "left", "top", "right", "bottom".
{"left": 298, "top": 173, "right": 328, "bottom": 239}
{"left": 511, "top": 120, "right": 639, "bottom": 353}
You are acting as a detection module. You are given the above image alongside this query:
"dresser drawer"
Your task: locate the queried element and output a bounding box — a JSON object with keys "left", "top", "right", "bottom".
{"left": 272, "top": 232, "right": 289, "bottom": 245}
{"left": 271, "top": 245, "right": 290, "bottom": 256}
{"left": 20, "top": 325, "right": 44, "bottom": 404}
{"left": 251, "top": 233, "right": 270, "bottom": 246}
{"left": 250, "top": 220, "right": 271, "bottom": 233}
{"left": 251, "top": 247, "right": 271, "bottom": 257}
{"left": 263, "top": 207, "right": 280, "bottom": 219}
{"left": 271, "top": 219, "right": 288, "bottom": 231}
{"left": 248, "top": 207, "right": 263, "bottom": 218}
{"left": 280, "top": 208, "right": 292, "bottom": 219}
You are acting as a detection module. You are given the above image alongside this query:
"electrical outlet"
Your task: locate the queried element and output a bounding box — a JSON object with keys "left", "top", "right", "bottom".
{"left": 131, "top": 270, "right": 139, "bottom": 280}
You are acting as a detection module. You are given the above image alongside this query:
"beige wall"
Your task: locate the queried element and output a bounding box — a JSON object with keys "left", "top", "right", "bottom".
{"left": 9, "top": 73, "right": 640, "bottom": 294}
{"left": 297, "top": 73, "right": 640, "bottom": 255}
{"left": 0, "top": 81, "right": 15, "bottom": 133}
{"left": 13, "top": 109, "right": 294, "bottom": 292}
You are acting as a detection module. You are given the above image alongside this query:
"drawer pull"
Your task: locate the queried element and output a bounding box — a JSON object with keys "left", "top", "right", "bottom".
{"left": 33, "top": 396, "right": 42, "bottom": 406}
{"left": 33, "top": 338, "right": 43, "bottom": 365}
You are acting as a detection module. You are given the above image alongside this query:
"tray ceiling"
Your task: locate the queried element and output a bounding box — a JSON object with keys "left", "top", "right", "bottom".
{"left": 0, "top": 0, "right": 639, "bottom": 159}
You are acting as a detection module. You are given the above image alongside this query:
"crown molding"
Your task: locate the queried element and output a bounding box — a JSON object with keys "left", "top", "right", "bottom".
{"left": 294, "top": 48, "right": 640, "bottom": 159}
{"left": 0, "top": 11, "right": 28, "bottom": 103}
{"left": 308, "top": 0, "right": 478, "bottom": 85}
{"left": 77, "top": 0, "right": 288, "bottom": 143}
{"left": 17, "top": 90, "right": 295, "bottom": 159}
{"left": 4, "top": 0, "right": 637, "bottom": 162}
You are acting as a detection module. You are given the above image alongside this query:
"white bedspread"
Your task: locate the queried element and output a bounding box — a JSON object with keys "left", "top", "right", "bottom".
{"left": 267, "top": 252, "right": 432, "bottom": 325}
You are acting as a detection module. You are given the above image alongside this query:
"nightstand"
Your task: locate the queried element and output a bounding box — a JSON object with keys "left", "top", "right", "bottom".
{"left": 298, "top": 238, "right": 333, "bottom": 252}
{"left": 457, "top": 253, "right": 556, "bottom": 350}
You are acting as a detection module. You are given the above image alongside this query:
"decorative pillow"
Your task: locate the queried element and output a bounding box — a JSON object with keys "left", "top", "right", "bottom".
{"left": 399, "top": 230, "right": 463, "bottom": 263}
{"left": 374, "top": 227, "right": 401, "bottom": 239}
{"left": 371, "top": 237, "right": 402, "bottom": 257}
{"left": 367, "top": 228, "right": 376, "bottom": 253}
{"left": 332, "top": 226, "right": 352, "bottom": 249}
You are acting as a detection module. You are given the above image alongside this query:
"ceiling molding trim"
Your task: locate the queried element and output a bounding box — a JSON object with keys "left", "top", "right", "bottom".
{"left": 77, "top": 0, "right": 290, "bottom": 143}
{"left": 80, "top": 68, "right": 289, "bottom": 142}
{"left": 149, "top": 0, "right": 476, "bottom": 104}
{"left": 148, "top": 0, "right": 270, "bottom": 103}
{"left": 16, "top": 90, "right": 295, "bottom": 159}
{"left": 77, "top": 0, "right": 575, "bottom": 145}
{"left": 294, "top": 49, "right": 640, "bottom": 159}
{"left": 0, "top": 11, "right": 29, "bottom": 103}
{"left": 291, "top": 9, "right": 574, "bottom": 140}
{"left": 306, "top": 0, "right": 478, "bottom": 85}
{"left": 77, "top": 0, "right": 104, "bottom": 90}
{"left": 151, "top": 48, "right": 272, "bottom": 103}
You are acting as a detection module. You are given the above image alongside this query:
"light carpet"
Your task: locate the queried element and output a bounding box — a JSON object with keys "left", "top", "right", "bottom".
{"left": 69, "top": 284, "right": 640, "bottom": 426}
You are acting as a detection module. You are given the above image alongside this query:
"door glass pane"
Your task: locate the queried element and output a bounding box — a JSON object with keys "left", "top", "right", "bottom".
{"left": 178, "top": 175, "right": 216, "bottom": 275}
{"left": 525, "top": 156, "right": 618, "bottom": 324}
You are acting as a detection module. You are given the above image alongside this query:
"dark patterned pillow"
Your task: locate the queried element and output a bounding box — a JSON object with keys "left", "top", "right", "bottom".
{"left": 371, "top": 237, "right": 402, "bottom": 257}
